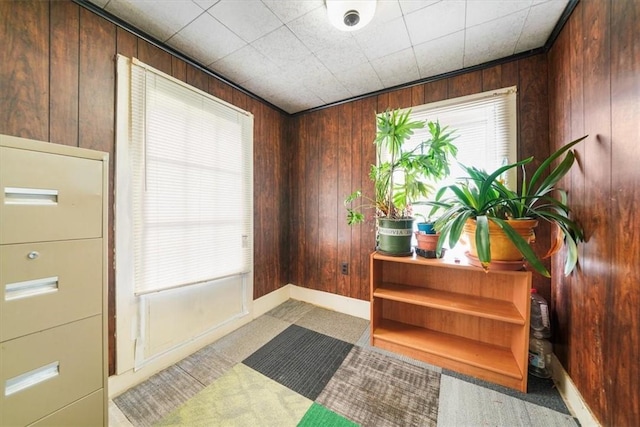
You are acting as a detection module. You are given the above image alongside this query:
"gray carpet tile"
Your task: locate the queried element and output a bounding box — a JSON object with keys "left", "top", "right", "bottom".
{"left": 265, "top": 298, "right": 315, "bottom": 323}
{"left": 436, "top": 374, "right": 578, "bottom": 427}
{"left": 443, "top": 369, "right": 571, "bottom": 415}
{"left": 208, "top": 314, "right": 290, "bottom": 363}
{"left": 355, "top": 326, "right": 443, "bottom": 373}
{"left": 242, "top": 324, "right": 353, "bottom": 400}
{"left": 317, "top": 346, "right": 441, "bottom": 427}
{"left": 294, "top": 306, "right": 369, "bottom": 344}
{"left": 176, "top": 343, "right": 235, "bottom": 386}
{"left": 113, "top": 365, "right": 204, "bottom": 427}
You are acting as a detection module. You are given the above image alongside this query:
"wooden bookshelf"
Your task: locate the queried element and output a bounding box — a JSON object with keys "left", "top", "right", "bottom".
{"left": 370, "top": 252, "right": 532, "bottom": 392}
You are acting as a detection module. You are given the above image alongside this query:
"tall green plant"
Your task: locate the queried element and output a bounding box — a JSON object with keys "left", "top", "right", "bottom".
{"left": 429, "top": 135, "right": 587, "bottom": 277}
{"left": 345, "top": 109, "right": 457, "bottom": 225}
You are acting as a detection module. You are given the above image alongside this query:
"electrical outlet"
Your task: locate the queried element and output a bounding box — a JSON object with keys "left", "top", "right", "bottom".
{"left": 341, "top": 262, "right": 349, "bottom": 275}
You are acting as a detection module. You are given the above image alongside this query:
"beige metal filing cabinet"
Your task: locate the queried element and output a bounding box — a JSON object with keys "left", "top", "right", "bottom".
{"left": 0, "top": 134, "right": 108, "bottom": 426}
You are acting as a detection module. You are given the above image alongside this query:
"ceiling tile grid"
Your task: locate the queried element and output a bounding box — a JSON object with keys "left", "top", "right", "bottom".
{"left": 90, "top": 0, "right": 571, "bottom": 114}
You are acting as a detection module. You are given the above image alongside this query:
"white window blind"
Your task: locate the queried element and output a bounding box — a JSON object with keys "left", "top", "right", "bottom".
{"left": 129, "top": 59, "right": 253, "bottom": 295}
{"left": 408, "top": 86, "right": 518, "bottom": 193}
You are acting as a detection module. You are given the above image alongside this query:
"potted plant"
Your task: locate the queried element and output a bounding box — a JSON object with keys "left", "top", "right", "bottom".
{"left": 344, "top": 109, "right": 457, "bottom": 256}
{"left": 414, "top": 213, "right": 442, "bottom": 258}
{"left": 429, "top": 135, "right": 588, "bottom": 276}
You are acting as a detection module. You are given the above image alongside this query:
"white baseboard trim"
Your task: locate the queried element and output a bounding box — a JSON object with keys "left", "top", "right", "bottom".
{"left": 551, "top": 354, "right": 600, "bottom": 426}
{"left": 252, "top": 284, "right": 292, "bottom": 317}
{"left": 289, "top": 285, "right": 370, "bottom": 320}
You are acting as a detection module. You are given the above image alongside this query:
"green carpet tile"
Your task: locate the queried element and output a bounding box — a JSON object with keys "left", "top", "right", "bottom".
{"left": 297, "top": 403, "right": 358, "bottom": 427}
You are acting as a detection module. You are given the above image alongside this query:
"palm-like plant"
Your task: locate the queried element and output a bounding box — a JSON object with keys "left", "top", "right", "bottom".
{"left": 429, "top": 135, "right": 587, "bottom": 277}
{"left": 345, "top": 109, "right": 457, "bottom": 224}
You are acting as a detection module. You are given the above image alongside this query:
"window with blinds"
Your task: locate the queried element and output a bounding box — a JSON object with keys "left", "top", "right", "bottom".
{"left": 127, "top": 58, "right": 253, "bottom": 295}
{"left": 398, "top": 86, "right": 517, "bottom": 220}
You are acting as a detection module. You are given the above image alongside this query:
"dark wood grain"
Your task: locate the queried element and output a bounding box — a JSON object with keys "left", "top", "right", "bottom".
{"left": 385, "top": 87, "right": 413, "bottom": 110}
{"left": 423, "top": 79, "right": 448, "bottom": 104}
{"left": 186, "top": 64, "right": 208, "bottom": 92}
{"left": 318, "top": 107, "right": 339, "bottom": 294}
{"left": 171, "top": 57, "right": 186, "bottom": 81}
{"left": 0, "top": 0, "right": 49, "bottom": 140}
{"left": 607, "top": 0, "right": 640, "bottom": 424}
{"left": 482, "top": 65, "right": 502, "bottom": 92}
{"left": 50, "top": 1, "right": 79, "bottom": 146}
{"left": 304, "top": 110, "right": 321, "bottom": 290}
{"left": 448, "top": 70, "right": 482, "bottom": 98}
{"left": 518, "top": 55, "right": 551, "bottom": 300}
{"left": 337, "top": 103, "right": 353, "bottom": 297}
{"left": 78, "top": 7, "right": 116, "bottom": 375}
{"left": 137, "top": 40, "right": 171, "bottom": 74}
{"left": 116, "top": 27, "right": 137, "bottom": 59}
{"left": 209, "top": 76, "right": 234, "bottom": 104}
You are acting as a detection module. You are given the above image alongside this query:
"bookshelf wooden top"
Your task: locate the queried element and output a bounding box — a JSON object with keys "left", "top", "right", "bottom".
{"left": 372, "top": 251, "right": 532, "bottom": 278}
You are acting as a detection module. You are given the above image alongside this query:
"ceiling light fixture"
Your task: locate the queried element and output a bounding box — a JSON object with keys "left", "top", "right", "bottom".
{"left": 326, "top": 0, "right": 377, "bottom": 32}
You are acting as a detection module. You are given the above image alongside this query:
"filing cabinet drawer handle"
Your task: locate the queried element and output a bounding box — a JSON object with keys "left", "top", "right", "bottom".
{"left": 5, "top": 277, "right": 59, "bottom": 301}
{"left": 5, "top": 361, "right": 60, "bottom": 396}
{"left": 27, "top": 251, "right": 39, "bottom": 260}
{"left": 4, "top": 187, "right": 58, "bottom": 205}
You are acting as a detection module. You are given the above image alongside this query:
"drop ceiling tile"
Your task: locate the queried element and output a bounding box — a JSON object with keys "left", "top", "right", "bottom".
{"left": 335, "top": 62, "right": 385, "bottom": 97}
{"left": 104, "top": 0, "right": 205, "bottom": 41}
{"left": 353, "top": 16, "right": 412, "bottom": 61}
{"left": 287, "top": 6, "right": 354, "bottom": 53}
{"left": 370, "top": 47, "right": 420, "bottom": 88}
{"left": 90, "top": 0, "right": 109, "bottom": 7}
{"left": 262, "top": 0, "right": 324, "bottom": 24}
{"left": 192, "top": 0, "right": 220, "bottom": 10}
{"left": 167, "top": 13, "right": 246, "bottom": 65}
{"left": 314, "top": 37, "right": 369, "bottom": 74}
{"left": 465, "top": 0, "right": 533, "bottom": 27}
{"left": 252, "top": 26, "right": 315, "bottom": 69}
{"left": 398, "top": 0, "right": 440, "bottom": 15}
{"left": 304, "top": 71, "right": 351, "bottom": 104}
{"left": 208, "top": 0, "right": 283, "bottom": 43}
{"left": 405, "top": 0, "right": 466, "bottom": 46}
{"left": 463, "top": 10, "right": 528, "bottom": 68}
{"left": 210, "top": 44, "right": 280, "bottom": 84}
{"left": 414, "top": 30, "right": 465, "bottom": 78}
{"left": 515, "top": 0, "right": 569, "bottom": 52}
{"left": 368, "top": 0, "right": 404, "bottom": 26}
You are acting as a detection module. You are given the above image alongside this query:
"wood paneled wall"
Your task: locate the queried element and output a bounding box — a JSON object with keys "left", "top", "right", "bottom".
{"left": 548, "top": 1, "right": 639, "bottom": 425}
{"left": 290, "top": 55, "right": 553, "bottom": 303}
{"left": 0, "top": 1, "right": 290, "bottom": 375}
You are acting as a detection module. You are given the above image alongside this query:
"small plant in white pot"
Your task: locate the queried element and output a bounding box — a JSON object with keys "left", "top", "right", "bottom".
{"left": 344, "top": 109, "right": 457, "bottom": 256}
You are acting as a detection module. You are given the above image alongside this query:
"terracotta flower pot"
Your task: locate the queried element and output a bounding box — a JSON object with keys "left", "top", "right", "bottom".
{"left": 463, "top": 218, "right": 538, "bottom": 261}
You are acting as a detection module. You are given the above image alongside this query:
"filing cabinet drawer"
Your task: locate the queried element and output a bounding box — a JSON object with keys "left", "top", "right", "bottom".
{"left": 0, "top": 147, "right": 103, "bottom": 244}
{"left": 0, "top": 315, "right": 103, "bottom": 427}
{"left": 0, "top": 239, "right": 103, "bottom": 342}
{"left": 29, "top": 388, "right": 104, "bottom": 427}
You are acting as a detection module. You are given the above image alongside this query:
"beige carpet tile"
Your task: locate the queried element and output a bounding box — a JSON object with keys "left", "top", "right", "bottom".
{"left": 176, "top": 343, "right": 235, "bottom": 386}
{"left": 294, "top": 306, "right": 369, "bottom": 344}
{"left": 113, "top": 365, "right": 204, "bottom": 427}
{"left": 208, "top": 314, "right": 290, "bottom": 363}
{"left": 355, "top": 326, "right": 442, "bottom": 373}
{"left": 436, "top": 374, "right": 578, "bottom": 427}
{"left": 156, "top": 364, "right": 313, "bottom": 427}
{"left": 317, "top": 346, "right": 441, "bottom": 427}
{"left": 265, "top": 298, "right": 315, "bottom": 323}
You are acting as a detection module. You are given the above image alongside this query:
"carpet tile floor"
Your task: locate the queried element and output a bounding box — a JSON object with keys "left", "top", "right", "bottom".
{"left": 110, "top": 300, "right": 579, "bottom": 427}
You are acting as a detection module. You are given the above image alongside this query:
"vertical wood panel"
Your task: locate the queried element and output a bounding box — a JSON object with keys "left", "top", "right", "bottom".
{"left": 482, "top": 65, "right": 502, "bottom": 91}
{"left": 448, "top": 71, "right": 482, "bottom": 98}
{"left": 319, "top": 107, "right": 339, "bottom": 294}
{"left": 186, "top": 64, "right": 208, "bottom": 92}
{"left": 609, "top": 0, "right": 640, "bottom": 424}
{"left": 0, "top": 0, "right": 49, "bottom": 140}
{"left": 423, "top": 79, "right": 448, "bottom": 104}
{"left": 304, "top": 111, "right": 321, "bottom": 289}
{"left": 171, "top": 57, "right": 186, "bottom": 81}
{"left": 580, "top": 0, "right": 611, "bottom": 418}
{"left": 50, "top": 1, "right": 79, "bottom": 147}
{"left": 78, "top": 6, "right": 116, "bottom": 376}
{"left": 137, "top": 40, "right": 171, "bottom": 74}
{"left": 518, "top": 55, "right": 551, "bottom": 299}
{"left": 337, "top": 102, "right": 353, "bottom": 297}
{"left": 209, "top": 76, "right": 234, "bottom": 104}
{"left": 117, "top": 27, "right": 138, "bottom": 59}
{"left": 548, "top": 17, "right": 574, "bottom": 365}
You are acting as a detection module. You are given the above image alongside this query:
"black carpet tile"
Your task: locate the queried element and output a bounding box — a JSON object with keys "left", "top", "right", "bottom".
{"left": 242, "top": 324, "right": 353, "bottom": 400}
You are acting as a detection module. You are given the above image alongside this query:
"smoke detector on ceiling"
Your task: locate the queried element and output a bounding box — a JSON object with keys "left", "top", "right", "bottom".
{"left": 326, "top": 0, "right": 377, "bottom": 32}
